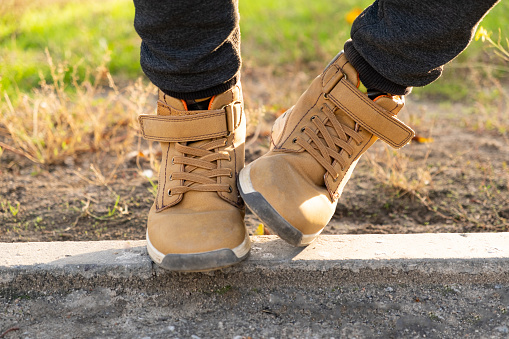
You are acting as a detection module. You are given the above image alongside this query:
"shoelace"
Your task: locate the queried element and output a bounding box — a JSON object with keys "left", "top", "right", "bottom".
{"left": 168, "top": 138, "right": 232, "bottom": 196}
{"left": 294, "top": 103, "right": 364, "bottom": 181}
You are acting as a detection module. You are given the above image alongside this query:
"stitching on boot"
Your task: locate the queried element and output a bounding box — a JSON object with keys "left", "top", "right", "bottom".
{"left": 140, "top": 113, "right": 229, "bottom": 142}
{"left": 374, "top": 96, "right": 399, "bottom": 113}
{"left": 157, "top": 146, "right": 171, "bottom": 211}
{"left": 276, "top": 96, "right": 321, "bottom": 151}
{"left": 330, "top": 80, "right": 413, "bottom": 148}
{"left": 218, "top": 140, "right": 242, "bottom": 207}
{"left": 156, "top": 146, "right": 183, "bottom": 212}
{"left": 322, "top": 64, "right": 340, "bottom": 88}
{"left": 144, "top": 132, "right": 227, "bottom": 142}
{"left": 142, "top": 112, "right": 226, "bottom": 122}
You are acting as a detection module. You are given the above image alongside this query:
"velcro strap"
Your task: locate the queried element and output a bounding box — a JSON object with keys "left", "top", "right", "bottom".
{"left": 327, "top": 77, "right": 415, "bottom": 149}
{"left": 139, "top": 107, "right": 230, "bottom": 142}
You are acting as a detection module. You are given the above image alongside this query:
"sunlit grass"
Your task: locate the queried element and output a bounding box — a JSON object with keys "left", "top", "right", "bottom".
{"left": 1, "top": 50, "right": 155, "bottom": 165}
{"left": 0, "top": 0, "right": 508, "bottom": 165}
{"left": 239, "top": 0, "right": 372, "bottom": 66}
{"left": 0, "top": 0, "right": 139, "bottom": 96}
{"left": 2, "top": 0, "right": 508, "bottom": 97}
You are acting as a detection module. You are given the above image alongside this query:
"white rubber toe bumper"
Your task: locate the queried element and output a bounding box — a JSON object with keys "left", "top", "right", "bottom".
{"left": 147, "top": 231, "right": 251, "bottom": 272}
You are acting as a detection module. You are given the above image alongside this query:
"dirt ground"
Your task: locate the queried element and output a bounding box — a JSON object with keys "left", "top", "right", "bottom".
{"left": 1, "top": 70, "right": 508, "bottom": 242}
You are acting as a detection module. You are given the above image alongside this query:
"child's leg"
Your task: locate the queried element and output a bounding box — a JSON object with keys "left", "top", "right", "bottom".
{"left": 239, "top": 0, "right": 500, "bottom": 246}
{"left": 134, "top": 0, "right": 249, "bottom": 271}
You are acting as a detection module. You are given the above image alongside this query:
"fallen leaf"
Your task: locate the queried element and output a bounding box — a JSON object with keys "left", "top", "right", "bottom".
{"left": 275, "top": 107, "right": 288, "bottom": 117}
{"left": 412, "top": 135, "right": 434, "bottom": 144}
{"left": 254, "top": 223, "right": 271, "bottom": 235}
{"left": 346, "top": 8, "right": 362, "bottom": 25}
{"left": 254, "top": 223, "right": 265, "bottom": 235}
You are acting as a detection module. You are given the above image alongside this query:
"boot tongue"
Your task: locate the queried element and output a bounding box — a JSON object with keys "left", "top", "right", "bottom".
{"left": 157, "top": 90, "right": 231, "bottom": 191}
{"left": 157, "top": 91, "right": 198, "bottom": 116}
{"left": 208, "top": 86, "right": 241, "bottom": 110}
{"left": 158, "top": 85, "right": 241, "bottom": 114}
{"left": 373, "top": 94, "right": 405, "bottom": 115}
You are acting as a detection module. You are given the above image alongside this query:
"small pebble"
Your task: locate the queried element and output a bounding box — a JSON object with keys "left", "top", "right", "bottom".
{"left": 64, "top": 156, "right": 75, "bottom": 167}
{"left": 385, "top": 287, "right": 394, "bottom": 292}
{"left": 494, "top": 326, "right": 508, "bottom": 334}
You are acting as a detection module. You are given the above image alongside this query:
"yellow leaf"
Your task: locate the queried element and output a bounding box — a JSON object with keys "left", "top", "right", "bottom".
{"left": 412, "top": 135, "right": 434, "bottom": 144}
{"left": 254, "top": 223, "right": 265, "bottom": 235}
{"left": 346, "top": 8, "right": 362, "bottom": 25}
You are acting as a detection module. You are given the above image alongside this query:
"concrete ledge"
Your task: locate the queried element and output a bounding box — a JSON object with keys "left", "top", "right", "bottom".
{"left": 2, "top": 233, "right": 509, "bottom": 293}
{"left": 2, "top": 234, "right": 509, "bottom": 338}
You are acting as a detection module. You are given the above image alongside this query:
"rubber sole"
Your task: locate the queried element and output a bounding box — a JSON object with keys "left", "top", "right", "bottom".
{"left": 147, "top": 231, "right": 251, "bottom": 272}
{"left": 238, "top": 164, "right": 321, "bottom": 247}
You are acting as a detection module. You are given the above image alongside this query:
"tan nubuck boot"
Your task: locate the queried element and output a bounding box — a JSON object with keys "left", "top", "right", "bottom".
{"left": 138, "top": 84, "right": 250, "bottom": 271}
{"left": 238, "top": 52, "right": 415, "bottom": 246}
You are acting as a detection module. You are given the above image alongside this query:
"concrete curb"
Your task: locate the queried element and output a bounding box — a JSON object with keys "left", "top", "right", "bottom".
{"left": 2, "top": 233, "right": 509, "bottom": 293}
{"left": 2, "top": 234, "right": 509, "bottom": 338}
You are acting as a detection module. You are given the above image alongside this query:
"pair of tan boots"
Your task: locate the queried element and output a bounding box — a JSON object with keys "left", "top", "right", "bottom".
{"left": 139, "top": 53, "right": 414, "bottom": 272}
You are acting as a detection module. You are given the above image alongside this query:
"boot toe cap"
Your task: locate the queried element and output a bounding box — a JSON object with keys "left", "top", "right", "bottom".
{"left": 247, "top": 155, "right": 336, "bottom": 236}
{"left": 147, "top": 204, "right": 247, "bottom": 255}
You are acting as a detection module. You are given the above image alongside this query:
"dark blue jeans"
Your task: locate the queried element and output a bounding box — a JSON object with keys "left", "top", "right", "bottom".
{"left": 133, "top": 0, "right": 499, "bottom": 99}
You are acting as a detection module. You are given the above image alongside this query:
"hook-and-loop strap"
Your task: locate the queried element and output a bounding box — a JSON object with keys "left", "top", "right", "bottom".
{"left": 139, "top": 101, "right": 240, "bottom": 142}
{"left": 327, "top": 76, "right": 415, "bottom": 149}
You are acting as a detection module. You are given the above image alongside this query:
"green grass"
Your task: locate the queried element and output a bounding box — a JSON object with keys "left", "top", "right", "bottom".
{"left": 239, "top": 0, "right": 372, "bottom": 66}
{"left": 1, "top": 0, "right": 508, "bottom": 98}
{"left": 0, "top": 0, "right": 140, "bottom": 96}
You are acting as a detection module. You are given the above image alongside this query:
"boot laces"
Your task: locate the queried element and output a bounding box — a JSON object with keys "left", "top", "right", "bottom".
{"left": 294, "top": 103, "right": 364, "bottom": 181}
{"left": 168, "top": 138, "right": 232, "bottom": 195}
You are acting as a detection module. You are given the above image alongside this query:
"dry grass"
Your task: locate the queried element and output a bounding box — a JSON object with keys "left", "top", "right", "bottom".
{"left": 458, "top": 28, "right": 509, "bottom": 137}
{"left": 364, "top": 144, "right": 467, "bottom": 224}
{"left": 367, "top": 145, "right": 435, "bottom": 199}
{"left": 0, "top": 50, "right": 155, "bottom": 166}
{"left": 464, "top": 71, "right": 509, "bottom": 137}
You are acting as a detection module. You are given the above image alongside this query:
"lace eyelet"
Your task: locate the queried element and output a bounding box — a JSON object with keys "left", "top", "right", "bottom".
{"left": 228, "top": 185, "right": 233, "bottom": 193}
{"left": 310, "top": 115, "right": 316, "bottom": 121}
{"left": 171, "top": 157, "right": 175, "bottom": 165}
{"left": 228, "top": 155, "right": 232, "bottom": 162}
{"left": 301, "top": 127, "right": 306, "bottom": 132}
{"left": 292, "top": 138, "right": 297, "bottom": 143}
{"left": 169, "top": 175, "right": 172, "bottom": 181}
{"left": 229, "top": 172, "right": 233, "bottom": 178}
{"left": 167, "top": 189, "right": 172, "bottom": 196}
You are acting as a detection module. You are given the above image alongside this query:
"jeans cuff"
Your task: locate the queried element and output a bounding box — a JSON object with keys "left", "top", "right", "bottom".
{"left": 159, "top": 75, "right": 239, "bottom": 100}
{"left": 344, "top": 40, "right": 412, "bottom": 96}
